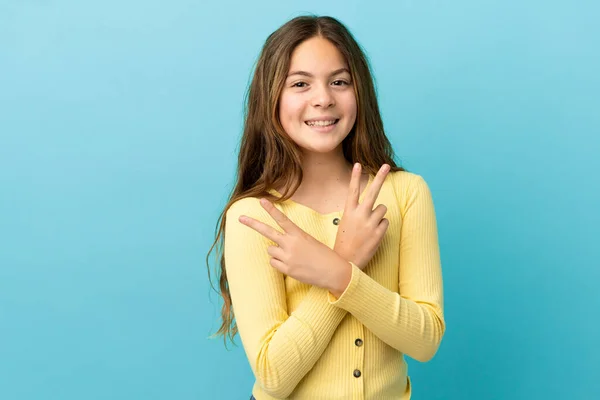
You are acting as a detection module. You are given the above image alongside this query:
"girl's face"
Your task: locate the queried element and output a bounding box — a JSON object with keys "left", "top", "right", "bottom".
{"left": 278, "top": 36, "right": 357, "bottom": 155}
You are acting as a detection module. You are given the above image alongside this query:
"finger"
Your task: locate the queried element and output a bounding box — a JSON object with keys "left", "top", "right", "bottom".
{"left": 269, "top": 257, "right": 287, "bottom": 274}
{"left": 370, "top": 204, "right": 388, "bottom": 223}
{"left": 259, "top": 198, "right": 301, "bottom": 234}
{"left": 362, "top": 164, "right": 390, "bottom": 209}
{"left": 375, "top": 217, "right": 389, "bottom": 236}
{"left": 345, "top": 163, "right": 362, "bottom": 210}
{"left": 239, "top": 215, "right": 284, "bottom": 246}
{"left": 267, "top": 245, "right": 286, "bottom": 261}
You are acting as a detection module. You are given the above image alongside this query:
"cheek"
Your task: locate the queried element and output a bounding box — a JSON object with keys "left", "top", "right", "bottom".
{"left": 279, "top": 94, "right": 305, "bottom": 124}
{"left": 341, "top": 92, "right": 358, "bottom": 122}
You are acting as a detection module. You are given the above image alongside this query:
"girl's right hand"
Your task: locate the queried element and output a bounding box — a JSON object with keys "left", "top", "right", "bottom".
{"left": 333, "top": 163, "right": 391, "bottom": 270}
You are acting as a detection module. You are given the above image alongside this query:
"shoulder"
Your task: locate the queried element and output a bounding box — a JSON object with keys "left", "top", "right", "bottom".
{"left": 226, "top": 195, "right": 279, "bottom": 226}
{"left": 387, "top": 170, "right": 434, "bottom": 208}
{"left": 388, "top": 170, "right": 430, "bottom": 192}
{"left": 227, "top": 196, "right": 262, "bottom": 218}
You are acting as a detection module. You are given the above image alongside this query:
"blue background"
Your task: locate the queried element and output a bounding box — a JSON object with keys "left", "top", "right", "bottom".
{"left": 1, "top": 1, "right": 599, "bottom": 399}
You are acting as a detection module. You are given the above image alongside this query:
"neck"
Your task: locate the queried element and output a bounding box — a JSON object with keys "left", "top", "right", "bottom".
{"left": 296, "top": 149, "right": 353, "bottom": 192}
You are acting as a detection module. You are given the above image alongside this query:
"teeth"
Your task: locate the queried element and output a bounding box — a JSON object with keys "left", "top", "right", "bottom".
{"left": 306, "top": 120, "right": 337, "bottom": 127}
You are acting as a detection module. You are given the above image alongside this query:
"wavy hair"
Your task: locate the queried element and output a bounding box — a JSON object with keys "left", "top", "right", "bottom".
{"left": 206, "top": 15, "right": 405, "bottom": 346}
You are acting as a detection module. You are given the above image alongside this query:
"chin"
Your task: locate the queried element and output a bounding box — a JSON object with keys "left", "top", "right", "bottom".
{"left": 287, "top": 125, "right": 351, "bottom": 154}
{"left": 300, "top": 142, "right": 344, "bottom": 154}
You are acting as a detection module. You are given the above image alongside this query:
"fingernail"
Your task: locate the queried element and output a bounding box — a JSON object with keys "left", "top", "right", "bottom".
{"left": 260, "top": 198, "right": 268, "bottom": 206}
{"left": 354, "top": 163, "right": 360, "bottom": 171}
{"left": 239, "top": 216, "right": 247, "bottom": 223}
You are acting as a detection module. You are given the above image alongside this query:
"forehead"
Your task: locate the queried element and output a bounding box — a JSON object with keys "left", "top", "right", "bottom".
{"left": 288, "top": 36, "right": 348, "bottom": 73}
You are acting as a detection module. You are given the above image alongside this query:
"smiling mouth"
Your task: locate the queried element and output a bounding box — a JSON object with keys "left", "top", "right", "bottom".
{"left": 305, "top": 119, "right": 340, "bottom": 127}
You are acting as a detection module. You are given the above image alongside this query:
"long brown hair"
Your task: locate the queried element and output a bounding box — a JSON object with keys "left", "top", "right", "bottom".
{"left": 206, "top": 15, "right": 405, "bottom": 347}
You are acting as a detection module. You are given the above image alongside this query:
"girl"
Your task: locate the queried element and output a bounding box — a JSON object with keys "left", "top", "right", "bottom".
{"left": 207, "top": 15, "right": 445, "bottom": 400}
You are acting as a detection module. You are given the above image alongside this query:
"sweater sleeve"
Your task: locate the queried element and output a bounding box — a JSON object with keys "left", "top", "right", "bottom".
{"left": 224, "top": 198, "right": 348, "bottom": 398}
{"left": 326, "top": 174, "right": 446, "bottom": 362}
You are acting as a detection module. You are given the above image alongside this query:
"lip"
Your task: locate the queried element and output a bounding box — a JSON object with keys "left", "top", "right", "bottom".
{"left": 305, "top": 118, "right": 339, "bottom": 133}
{"left": 304, "top": 116, "right": 339, "bottom": 122}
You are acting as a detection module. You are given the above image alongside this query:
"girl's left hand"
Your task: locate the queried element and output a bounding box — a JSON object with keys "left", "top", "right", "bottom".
{"left": 239, "top": 198, "right": 349, "bottom": 290}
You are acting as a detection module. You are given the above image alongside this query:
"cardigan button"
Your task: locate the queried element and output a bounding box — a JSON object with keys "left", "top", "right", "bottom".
{"left": 355, "top": 338, "right": 363, "bottom": 347}
{"left": 332, "top": 217, "right": 340, "bottom": 225}
{"left": 353, "top": 369, "right": 361, "bottom": 378}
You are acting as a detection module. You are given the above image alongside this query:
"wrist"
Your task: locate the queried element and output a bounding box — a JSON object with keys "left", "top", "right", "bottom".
{"left": 327, "top": 257, "right": 352, "bottom": 299}
{"left": 333, "top": 246, "right": 361, "bottom": 270}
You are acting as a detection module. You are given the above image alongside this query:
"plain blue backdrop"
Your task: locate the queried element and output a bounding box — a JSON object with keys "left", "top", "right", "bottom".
{"left": 1, "top": 1, "right": 599, "bottom": 399}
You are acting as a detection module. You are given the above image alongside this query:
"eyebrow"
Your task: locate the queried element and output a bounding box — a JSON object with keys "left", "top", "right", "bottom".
{"left": 287, "top": 67, "right": 350, "bottom": 78}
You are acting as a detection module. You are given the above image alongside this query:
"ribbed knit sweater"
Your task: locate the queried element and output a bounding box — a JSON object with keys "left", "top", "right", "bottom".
{"left": 224, "top": 170, "right": 445, "bottom": 399}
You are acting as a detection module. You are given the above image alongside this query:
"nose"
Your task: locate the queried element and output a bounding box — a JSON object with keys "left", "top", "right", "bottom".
{"left": 311, "top": 83, "right": 335, "bottom": 108}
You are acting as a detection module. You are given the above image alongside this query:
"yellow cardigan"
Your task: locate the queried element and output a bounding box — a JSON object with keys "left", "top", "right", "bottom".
{"left": 224, "top": 170, "right": 445, "bottom": 399}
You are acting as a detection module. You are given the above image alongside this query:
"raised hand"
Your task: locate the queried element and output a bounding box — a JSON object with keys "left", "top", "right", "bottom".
{"left": 333, "top": 163, "right": 391, "bottom": 270}
{"left": 238, "top": 198, "right": 349, "bottom": 291}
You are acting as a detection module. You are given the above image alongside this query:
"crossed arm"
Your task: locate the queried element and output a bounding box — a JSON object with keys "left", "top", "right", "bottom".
{"left": 223, "top": 174, "right": 445, "bottom": 398}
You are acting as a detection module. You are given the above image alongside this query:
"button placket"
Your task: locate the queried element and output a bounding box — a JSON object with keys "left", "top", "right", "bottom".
{"left": 327, "top": 214, "right": 342, "bottom": 248}
{"left": 350, "top": 318, "right": 365, "bottom": 396}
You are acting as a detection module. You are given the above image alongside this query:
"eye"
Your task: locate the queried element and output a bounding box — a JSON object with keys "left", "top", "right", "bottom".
{"left": 292, "top": 81, "right": 307, "bottom": 88}
{"left": 332, "top": 80, "right": 349, "bottom": 86}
